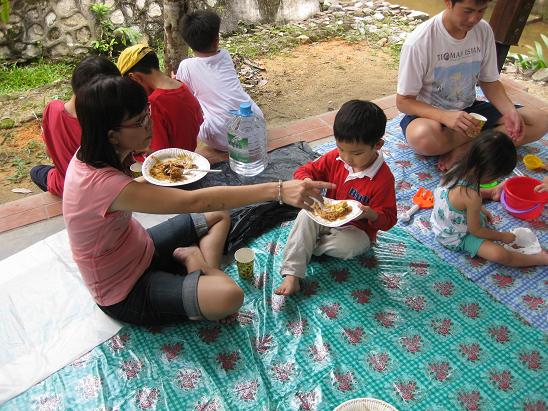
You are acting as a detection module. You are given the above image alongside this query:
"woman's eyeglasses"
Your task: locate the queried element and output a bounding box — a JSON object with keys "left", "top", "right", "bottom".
{"left": 118, "top": 105, "right": 151, "bottom": 129}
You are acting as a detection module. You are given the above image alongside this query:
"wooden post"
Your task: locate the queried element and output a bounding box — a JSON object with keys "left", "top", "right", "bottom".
{"left": 489, "top": 0, "right": 535, "bottom": 72}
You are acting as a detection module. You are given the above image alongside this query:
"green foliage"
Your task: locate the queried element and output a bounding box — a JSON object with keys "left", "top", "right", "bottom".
{"left": 114, "top": 26, "right": 141, "bottom": 47}
{"left": 507, "top": 34, "right": 548, "bottom": 71}
{"left": 0, "top": 60, "right": 74, "bottom": 94}
{"left": 89, "top": 2, "right": 141, "bottom": 57}
{"left": 7, "top": 156, "right": 28, "bottom": 183}
{"left": 0, "top": 0, "right": 9, "bottom": 24}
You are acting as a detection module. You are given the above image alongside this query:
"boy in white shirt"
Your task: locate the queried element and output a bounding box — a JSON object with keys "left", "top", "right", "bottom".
{"left": 396, "top": 0, "right": 547, "bottom": 172}
{"left": 176, "top": 10, "right": 264, "bottom": 152}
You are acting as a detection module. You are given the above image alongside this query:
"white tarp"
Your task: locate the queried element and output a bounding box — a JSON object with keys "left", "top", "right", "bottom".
{"left": 0, "top": 213, "right": 173, "bottom": 403}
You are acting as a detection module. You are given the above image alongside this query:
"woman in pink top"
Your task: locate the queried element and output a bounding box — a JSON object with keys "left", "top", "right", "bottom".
{"left": 63, "top": 75, "right": 333, "bottom": 326}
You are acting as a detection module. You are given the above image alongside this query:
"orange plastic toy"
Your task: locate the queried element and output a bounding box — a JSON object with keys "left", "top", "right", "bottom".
{"left": 400, "top": 187, "right": 434, "bottom": 222}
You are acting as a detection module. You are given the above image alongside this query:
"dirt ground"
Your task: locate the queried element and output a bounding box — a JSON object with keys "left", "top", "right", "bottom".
{"left": 250, "top": 40, "right": 399, "bottom": 127}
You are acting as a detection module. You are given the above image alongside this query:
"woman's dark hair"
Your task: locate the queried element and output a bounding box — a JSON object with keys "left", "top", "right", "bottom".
{"left": 181, "top": 10, "right": 221, "bottom": 52}
{"left": 71, "top": 56, "right": 120, "bottom": 94}
{"left": 442, "top": 130, "right": 517, "bottom": 192}
{"left": 76, "top": 75, "right": 148, "bottom": 171}
{"left": 333, "top": 100, "right": 387, "bottom": 146}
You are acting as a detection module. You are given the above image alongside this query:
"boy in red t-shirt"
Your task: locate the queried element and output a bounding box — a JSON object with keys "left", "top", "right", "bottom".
{"left": 30, "top": 56, "right": 120, "bottom": 196}
{"left": 117, "top": 44, "right": 203, "bottom": 153}
{"left": 275, "top": 100, "right": 397, "bottom": 295}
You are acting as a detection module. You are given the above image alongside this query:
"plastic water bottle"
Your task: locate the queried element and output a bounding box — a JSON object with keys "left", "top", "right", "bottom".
{"left": 226, "top": 102, "right": 268, "bottom": 176}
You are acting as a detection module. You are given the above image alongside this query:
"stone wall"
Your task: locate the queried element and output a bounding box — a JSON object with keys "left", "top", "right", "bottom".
{"left": 0, "top": 0, "right": 319, "bottom": 62}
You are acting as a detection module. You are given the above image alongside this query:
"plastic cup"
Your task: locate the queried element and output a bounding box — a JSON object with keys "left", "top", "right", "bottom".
{"left": 234, "top": 248, "right": 254, "bottom": 280}
{"left": 130, "top": 162, "right": 142, "bottom": 177}
{"left": 466, "top": 113, "right": 487, "bottom": 138}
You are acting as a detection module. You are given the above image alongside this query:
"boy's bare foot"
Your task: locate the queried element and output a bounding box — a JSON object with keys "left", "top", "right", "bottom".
{"left": 173, "top": 246, "right": 203, "bottom": 266}
{"left": 275, "top": 275, "right": 301, "bottom": 296}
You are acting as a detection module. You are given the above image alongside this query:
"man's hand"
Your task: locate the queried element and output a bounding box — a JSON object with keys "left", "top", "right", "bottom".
{"left": 502, "top": 108, "right": 525, "bottom": 142}
{"left": 534, "top": 176, "right": 548, "bottom": 193}
{"left": 441, "top": 111, "right": 475, "bottom": 136}
{"left": 356, "top": 204, "right": 378, "bottom": 221}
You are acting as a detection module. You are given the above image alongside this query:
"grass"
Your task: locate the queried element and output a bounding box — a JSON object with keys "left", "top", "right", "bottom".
{"left": 0, "top": 139, "right": 47, "bottom": 183}
{"left": 0, "top": 60, "right": 75, "bottom": 95}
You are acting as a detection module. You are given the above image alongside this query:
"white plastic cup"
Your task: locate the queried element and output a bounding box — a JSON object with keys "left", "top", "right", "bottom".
{"left": 130, "top": 162, "right": 142, "bottom": 177}
{"left": 467, "top": 113, "right": 487, "bottom": 138}
{"left": 234, "top": 247, "right": 254, "bottom": 280}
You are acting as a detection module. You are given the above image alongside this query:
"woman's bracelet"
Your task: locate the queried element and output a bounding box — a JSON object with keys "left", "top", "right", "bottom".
{"left": 277, "top": 179, "right": 284, "bottom": 205}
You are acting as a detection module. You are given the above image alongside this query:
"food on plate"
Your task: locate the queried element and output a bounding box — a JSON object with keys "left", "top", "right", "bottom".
{"left": 149, "top": 154, "right": 197, "bottom": 182}
{"left": 313, "top": 200, "right": 353, "bottom": 221}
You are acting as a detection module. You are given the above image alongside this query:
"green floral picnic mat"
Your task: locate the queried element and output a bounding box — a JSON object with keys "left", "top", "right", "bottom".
{"left": 4, "top": 225, "right": 546, "bottom": 410}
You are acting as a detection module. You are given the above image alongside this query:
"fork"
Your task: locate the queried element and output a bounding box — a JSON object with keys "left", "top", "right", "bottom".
{"left": 183, "top": 168, "right": 222, "bottom": 173}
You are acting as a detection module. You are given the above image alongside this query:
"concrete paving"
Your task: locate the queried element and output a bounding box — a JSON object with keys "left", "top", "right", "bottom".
{"left": 0, "top": 215, "right": 65, "bottom": 260}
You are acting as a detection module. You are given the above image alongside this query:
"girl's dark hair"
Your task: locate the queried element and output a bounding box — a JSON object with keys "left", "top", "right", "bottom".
{"left": 442, "top": 130, "right": 517, "bottom": 192}
{"left": 71, "top": 56, "right": 120, "bottom": 94}
{"left": 76, "top": 75, "right": 148, "bottom": 170}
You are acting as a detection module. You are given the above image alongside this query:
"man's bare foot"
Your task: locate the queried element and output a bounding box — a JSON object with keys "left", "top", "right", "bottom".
{"left": 437, "top": 142, "right": 472, "bottom": 172}
{"left": 481, "top": 183, "right": 504, "bottom": 202}
{"left": 173, "top": 246, "right": 203, "bottom": 266}
{"left": 275, "top": 275, "right": 301, "bottom": 296}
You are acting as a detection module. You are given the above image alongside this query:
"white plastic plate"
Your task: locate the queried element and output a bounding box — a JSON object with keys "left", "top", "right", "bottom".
{"left": 305, "top": 197, "right": 362, "bottom": 227}
{"left": 142, "top": 148, "right": 210, "bottom": 187}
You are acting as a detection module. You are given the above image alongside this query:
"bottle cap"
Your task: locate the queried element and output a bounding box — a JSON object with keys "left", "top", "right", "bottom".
{"left": 239, "top": 102, "right": 253, "bottom": 116}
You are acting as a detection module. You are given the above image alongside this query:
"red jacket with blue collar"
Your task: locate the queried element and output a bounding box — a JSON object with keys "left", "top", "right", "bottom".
{"left": 294, "top": 148, "right": 397, "bottom": 241}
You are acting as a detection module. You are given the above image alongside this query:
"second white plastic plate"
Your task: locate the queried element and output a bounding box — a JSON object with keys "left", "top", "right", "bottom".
{"left": 305, "top": 197, "right": 362, "bottom": 227}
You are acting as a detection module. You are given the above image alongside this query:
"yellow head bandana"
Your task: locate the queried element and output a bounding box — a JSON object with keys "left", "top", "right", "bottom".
{"left": 117, "top": 44, "right": 154, "bottom": 75}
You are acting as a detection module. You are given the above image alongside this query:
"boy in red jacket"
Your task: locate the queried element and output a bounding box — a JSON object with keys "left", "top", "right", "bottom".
{"left": 275, "top": 100, "right": 397, "bottom": 295}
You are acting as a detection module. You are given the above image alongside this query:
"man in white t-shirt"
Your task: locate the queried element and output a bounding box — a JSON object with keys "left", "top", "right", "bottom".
{"left": 176, "top": 10, "right": 264, "bottom": 152}
{"left": 396, "top": 0, "right": 548, "bottom": 171}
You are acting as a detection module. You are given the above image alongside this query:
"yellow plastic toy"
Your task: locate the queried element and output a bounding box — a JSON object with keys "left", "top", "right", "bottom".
{"left": 523, "top": 154, "right": 545, "bottom": 171}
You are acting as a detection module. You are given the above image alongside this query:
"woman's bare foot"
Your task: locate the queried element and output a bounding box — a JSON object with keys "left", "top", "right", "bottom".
{"left": 275, "top": 275, "right": 301, "bottom": 295}
{"left": 173, "top": 246, "right": 205, "bottom": 270}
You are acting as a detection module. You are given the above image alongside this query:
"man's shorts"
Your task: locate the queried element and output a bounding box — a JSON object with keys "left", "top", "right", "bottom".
{"left": 399, "top": 100, "right": 519, "bottom": 138}
{"left": 98, "top": 213, "right": 209, "bottom": 326}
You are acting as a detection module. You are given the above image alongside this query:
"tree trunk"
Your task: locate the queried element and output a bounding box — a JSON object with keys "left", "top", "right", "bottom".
{"left": 163, "top": 0, "right": 189, "bottom": 75}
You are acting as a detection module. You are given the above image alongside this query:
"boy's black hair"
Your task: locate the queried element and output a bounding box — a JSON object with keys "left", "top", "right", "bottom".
{"left": 333, "top": 100, "right": 387, "bottom": 146}
{"left": 71, "top": 56, "right": 120, "bottom": 94}
{"left": 76, "top": 75, "right": 148, "bottom": 171}
{"left": 125, "top": 51, "right": 160, "bottom": 75}
{"left": 181, "top": 10, "right": 221, "bottom": 52}
{"left": 442, "top": 130, "right": 517, "bottom": 193}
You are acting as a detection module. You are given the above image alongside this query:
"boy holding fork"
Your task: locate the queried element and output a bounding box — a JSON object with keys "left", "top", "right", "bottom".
{"left": 275, "top": 100, "right": 397, "bottom": 295}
